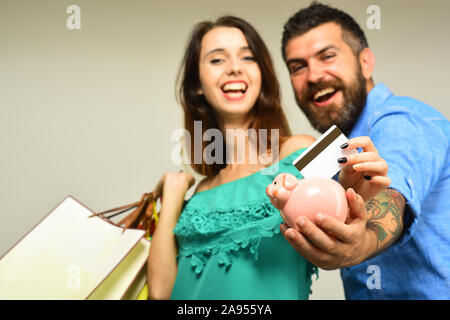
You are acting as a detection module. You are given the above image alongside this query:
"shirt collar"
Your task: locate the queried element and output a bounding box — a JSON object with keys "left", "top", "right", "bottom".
{"left": 349, "top": 83, "right": 393, "bottom": 137}
{"left": 366, "top": 83, "right": 393, "bottom": 110}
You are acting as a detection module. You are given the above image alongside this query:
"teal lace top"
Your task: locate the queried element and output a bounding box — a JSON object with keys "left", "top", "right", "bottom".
{"left": 170, "top": 148, "right": 318, "bottom": 300}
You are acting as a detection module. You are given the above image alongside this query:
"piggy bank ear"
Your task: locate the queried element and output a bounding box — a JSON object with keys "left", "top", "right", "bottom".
{"left": 283, "top": 174, "right": 298, "bottom": 190}
{"left": 272, "top": 174, "right": 285, "bottom": 185}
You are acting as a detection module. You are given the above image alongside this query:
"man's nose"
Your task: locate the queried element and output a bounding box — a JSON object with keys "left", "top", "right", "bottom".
{"left": 306, "top": 61, "right": 325, "bottom": 83}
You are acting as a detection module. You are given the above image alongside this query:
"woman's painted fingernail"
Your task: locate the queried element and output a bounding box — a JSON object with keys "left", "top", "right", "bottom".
{"left": 338, "top": 157, "right": 347, "bottom": 163}
{"left": 340, "top": 143, "right": 349, "bottom": 149}
{"left": 364, "top": 175, "right": 372, "bottom": 180}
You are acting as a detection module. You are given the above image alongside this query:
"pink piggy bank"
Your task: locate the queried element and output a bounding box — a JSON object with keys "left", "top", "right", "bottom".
{"left": 266, "top": 173, "right": 348, "bottom": 228}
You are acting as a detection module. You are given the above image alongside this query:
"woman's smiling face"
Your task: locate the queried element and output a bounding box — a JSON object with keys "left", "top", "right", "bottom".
{"left": 198, "top": 26, "right": 262, "bottom": 124}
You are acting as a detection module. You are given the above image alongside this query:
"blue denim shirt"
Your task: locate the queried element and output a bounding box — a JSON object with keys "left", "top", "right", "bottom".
{"left": 341, "top": 83, "right": 450, "bottom": 299}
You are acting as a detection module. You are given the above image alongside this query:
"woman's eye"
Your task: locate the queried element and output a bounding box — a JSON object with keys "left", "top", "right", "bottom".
{"left": 210, "top": 58, "right": 223, "bottom": 64}
{"left": 242, "top": 56, "right": 256, "bottom": 62}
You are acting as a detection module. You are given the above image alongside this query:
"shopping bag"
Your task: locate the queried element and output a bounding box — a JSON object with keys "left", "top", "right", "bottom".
{"left": 0, "top": 196, "right": 150, "bottom": 300}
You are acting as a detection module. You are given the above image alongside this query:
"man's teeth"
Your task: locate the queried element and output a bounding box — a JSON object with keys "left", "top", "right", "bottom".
{"left": 314, "top": 88, "right": 336, "bottom": 100}
{"left": 222, "top": 82, "right": 247, "bottom": 92}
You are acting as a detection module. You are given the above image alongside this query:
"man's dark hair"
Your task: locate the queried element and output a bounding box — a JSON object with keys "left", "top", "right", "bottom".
{"left": 282, "top": 2, "right": 369, "bottom": 61}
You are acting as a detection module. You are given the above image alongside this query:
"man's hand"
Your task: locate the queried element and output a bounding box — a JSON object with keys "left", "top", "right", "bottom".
{"left": 339, "top": 136, "right": 391, "bottom": 203}
{"left": 280, "top": 188, "right": 406, "bottom": 269}
{"left": 280, "top": 188, "right": 374, "bottom": 269}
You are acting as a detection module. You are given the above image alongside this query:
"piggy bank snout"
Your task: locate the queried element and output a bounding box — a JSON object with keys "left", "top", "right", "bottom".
{"left": 266, "top": 174, "right": 299, "bottom": 210}
{"left": 266, "top": 184, "right": 274, "bottom": 197}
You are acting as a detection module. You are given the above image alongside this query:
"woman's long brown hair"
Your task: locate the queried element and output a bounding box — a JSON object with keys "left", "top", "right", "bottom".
{"left": 177, "top": 16, "right": 292, "bottom": 178}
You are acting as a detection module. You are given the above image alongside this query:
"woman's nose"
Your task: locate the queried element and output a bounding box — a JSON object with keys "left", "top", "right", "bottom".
{"left": 228, "top": 58, "right": 242, "bottom": 74}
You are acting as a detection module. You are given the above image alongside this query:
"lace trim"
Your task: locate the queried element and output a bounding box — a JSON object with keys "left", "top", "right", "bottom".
{"left": 173, "top": 199, "right": 283, "bottom": 274}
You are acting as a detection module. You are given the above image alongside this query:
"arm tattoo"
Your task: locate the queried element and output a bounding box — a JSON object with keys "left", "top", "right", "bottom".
{"left": 366, "top": 188, "right": 406, "bottom": 252}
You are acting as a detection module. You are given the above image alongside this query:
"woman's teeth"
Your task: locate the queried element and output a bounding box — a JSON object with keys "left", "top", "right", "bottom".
{"left": 222, "top": 82, "right": 247, "bottom": 93}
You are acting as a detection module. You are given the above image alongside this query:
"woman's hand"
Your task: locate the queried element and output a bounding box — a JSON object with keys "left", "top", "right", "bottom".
{"left": 153, "top": 171, "right": 195, "bottom": 203}
{"left": 338, "top": 136, "right": 390, "bottom": 203}
{"left": 147, "top": 170, "right": 194, "bottom": 300}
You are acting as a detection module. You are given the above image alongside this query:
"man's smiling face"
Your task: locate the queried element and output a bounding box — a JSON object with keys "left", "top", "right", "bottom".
{"left": 285, "top": 22, "right": 371, "bottom": 134}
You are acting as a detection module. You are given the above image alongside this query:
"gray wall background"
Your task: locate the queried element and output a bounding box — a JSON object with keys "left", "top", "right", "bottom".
{"left": 1, "top": 0, "right": 449, "bottom": 299}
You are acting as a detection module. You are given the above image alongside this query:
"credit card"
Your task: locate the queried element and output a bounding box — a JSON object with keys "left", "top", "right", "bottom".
{"left": 292, "top": 125, "right": 358, "bottom": 179}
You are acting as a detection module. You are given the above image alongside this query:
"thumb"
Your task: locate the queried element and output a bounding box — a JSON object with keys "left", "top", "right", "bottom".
{"left": 346, "top": 188, "right": 367, "bottom": 222}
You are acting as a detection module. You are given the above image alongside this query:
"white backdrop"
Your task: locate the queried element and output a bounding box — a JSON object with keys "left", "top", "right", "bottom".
{"left": 1, "top": 0, "right": 449, "bottom": 299}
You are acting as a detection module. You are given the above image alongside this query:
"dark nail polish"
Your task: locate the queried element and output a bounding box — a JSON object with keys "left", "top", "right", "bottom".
{"left": 337, "top": 157, "right": 347, "bottom": 164}
{"left": 340, "top": 142, "right": 349, "bottom": 149}
{"left": 364, "top": 175, "right": 372, "bottom": 180}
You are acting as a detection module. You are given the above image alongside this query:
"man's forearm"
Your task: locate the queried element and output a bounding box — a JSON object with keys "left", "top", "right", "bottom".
{"left": 365, "top": 188, "right": 406, "bottom": 259}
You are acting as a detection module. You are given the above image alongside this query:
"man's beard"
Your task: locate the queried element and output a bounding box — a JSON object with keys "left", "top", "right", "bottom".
{"left": 295, "top": 66, "right": 367, "bottom": 136}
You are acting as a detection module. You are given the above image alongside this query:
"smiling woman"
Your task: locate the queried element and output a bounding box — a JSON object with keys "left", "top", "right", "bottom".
{"left": 147, "top": 16, "right": 318, "bottom": 300}
{"left": 197, "top": 26, "right": 262, "bottom": 125}
{"left": 178, "top": 16, "right": 293, "bottom": 178}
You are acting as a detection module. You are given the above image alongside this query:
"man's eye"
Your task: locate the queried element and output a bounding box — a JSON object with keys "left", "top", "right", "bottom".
{"left": 323, "top": 53, "right": 336, "bottom": 60}
{"left": 290, "top": 65, "right": 305, "bottom": 74}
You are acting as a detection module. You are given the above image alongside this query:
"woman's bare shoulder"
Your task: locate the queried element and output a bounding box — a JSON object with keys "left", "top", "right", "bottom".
{"left": 194, "top": 177, "right": 212, "bottom": 194}
{"left": 279, "top": 134, "right": 316, "bottom": 159}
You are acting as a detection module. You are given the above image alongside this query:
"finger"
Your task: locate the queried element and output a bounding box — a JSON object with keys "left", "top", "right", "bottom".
{"left": 344, "top": 152, "right": 379, "bottom": 165}
{"left": 345, "top": 136, "right": 376, "bottom": 152}
{"left": 352, "top": 161, "right": 388, "bottom": 174}
{"left": 282, "top": 226, "right": 328, "bottom": 261}
{"left": 364, "top": 175, "right": 391, "bottom": 187}
{"left": 314, "top": 213, "right": 355, "bottom": 243}
{"left": 153, "top": 173, "right": 170, "bottom": 199}
{"left": 295, "top": 217, "right": 337, "bottom": 253}
{"left": 346, "top": 188, "right": 367, "bottom": 220}
{"left": 339, "top": 161, "right": 356, "bottom": 174}
{"left": 281, "top": 221, "right": 301, "bottom": 233}
{"left": 338, "top": 153, "right": 384, "bottom": 173}
{"left": 178, "top": 171, "right": 195, "bottom": 189}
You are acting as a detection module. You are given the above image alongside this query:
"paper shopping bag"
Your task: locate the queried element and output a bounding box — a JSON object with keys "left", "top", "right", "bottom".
{"left": 0, "top": 196, "right": 150, "bottom": 300}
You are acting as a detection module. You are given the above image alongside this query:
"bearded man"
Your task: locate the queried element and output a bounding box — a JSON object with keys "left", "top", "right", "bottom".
{"left": 280, "top": 2, "right": 450, "bottom": 299}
